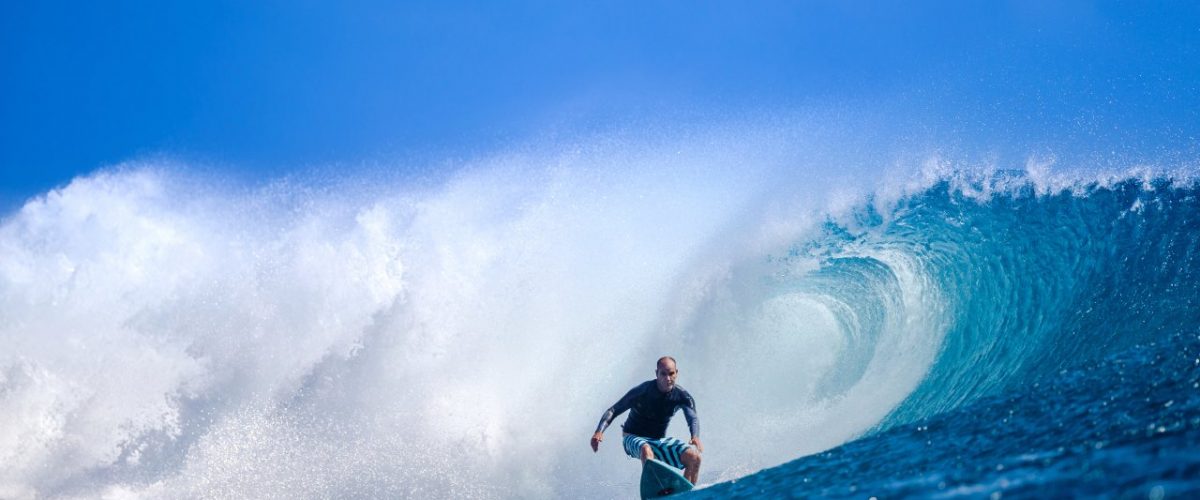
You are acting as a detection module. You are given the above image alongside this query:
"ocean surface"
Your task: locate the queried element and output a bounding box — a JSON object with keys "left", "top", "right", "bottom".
{"left": 693, "top": 328, "right": 1200, "bottom": 498}
{"left": 2, "top": 145, "right": 1198, "bottom": 498}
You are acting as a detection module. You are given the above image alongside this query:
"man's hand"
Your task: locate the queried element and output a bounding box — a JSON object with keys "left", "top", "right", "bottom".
{"left": 690, "top": 436, "right": 704, "bottom": 454}
{"left": 591, "top": 431, "right": 604, "bottom": 452}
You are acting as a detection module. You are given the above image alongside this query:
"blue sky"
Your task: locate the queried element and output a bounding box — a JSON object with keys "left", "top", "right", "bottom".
{"left": 2, "top": 1, "right": 1198, "bottom": 210}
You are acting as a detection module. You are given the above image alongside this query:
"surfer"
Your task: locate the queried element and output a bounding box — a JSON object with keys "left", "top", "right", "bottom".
{"left": 591, "top": 356, "right": 703, "bottom": 483}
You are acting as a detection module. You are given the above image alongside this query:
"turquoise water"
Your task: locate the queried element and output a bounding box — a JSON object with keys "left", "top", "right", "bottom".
{"left": 691, "top": 175, "right": 1200, "bottom": 498}
{"left": 693, "top": 330, "right": 1200, "bottom": 498}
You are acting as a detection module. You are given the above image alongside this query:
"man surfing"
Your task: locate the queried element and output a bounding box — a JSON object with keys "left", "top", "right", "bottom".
{"left": 591, "top": 356, "right": 703, "bottom": 484}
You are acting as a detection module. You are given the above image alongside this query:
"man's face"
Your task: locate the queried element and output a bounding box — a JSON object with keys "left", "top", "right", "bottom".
{"left": 655, "top": 361, "right": 678, "bottom": 392}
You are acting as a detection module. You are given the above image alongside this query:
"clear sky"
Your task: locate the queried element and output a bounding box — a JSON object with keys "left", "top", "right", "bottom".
{"left": 3, "top": 1, "right": 1199, "bottom": 210}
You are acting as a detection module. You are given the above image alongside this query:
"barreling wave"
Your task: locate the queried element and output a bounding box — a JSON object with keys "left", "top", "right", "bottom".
{"left": 782, "top": 170, "right": 1200, "bottom": 429}
{"left": 1, "top": 151, "right": 1197, "bottom": 498}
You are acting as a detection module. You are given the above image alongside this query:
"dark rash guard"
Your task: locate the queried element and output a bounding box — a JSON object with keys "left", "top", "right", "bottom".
{"left": 595, "top": 380, "right": 699, "bottom": 440}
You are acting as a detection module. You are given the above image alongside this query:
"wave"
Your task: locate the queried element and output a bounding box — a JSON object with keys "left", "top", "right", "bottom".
{"left": 788, "top": 170, "right": 1200, "bottom": 428}
{"left": 1, "top": 151, "right": 1197, "bottom": 498}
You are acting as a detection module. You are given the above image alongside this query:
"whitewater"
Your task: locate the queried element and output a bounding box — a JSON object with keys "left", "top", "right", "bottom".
{"left": 2, "top": 132, "right": 1198, "bottom": 498}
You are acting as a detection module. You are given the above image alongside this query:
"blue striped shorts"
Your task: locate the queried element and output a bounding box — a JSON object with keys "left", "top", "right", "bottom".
{"left": 622, "top": 434, "right": 693, "bottom": 470}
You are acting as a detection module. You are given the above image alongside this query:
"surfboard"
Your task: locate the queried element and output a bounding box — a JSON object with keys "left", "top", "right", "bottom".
{"left": 640, "top": 458, "right": 694, "bottom": 498}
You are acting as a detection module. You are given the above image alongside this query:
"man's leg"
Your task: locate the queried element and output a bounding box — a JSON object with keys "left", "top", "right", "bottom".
{"left": 680, "top": 448, "right": 702, "bottom": 484}
{"left": 639, "top": 443, "right": 654, "bottom": 464}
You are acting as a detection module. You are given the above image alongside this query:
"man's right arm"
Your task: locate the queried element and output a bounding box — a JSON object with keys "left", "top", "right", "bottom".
{"left": 591, "top": 384, "right": 642, "bottom": 452}
{"left": 595, "top": 384, "right": 641, "bottom": 433}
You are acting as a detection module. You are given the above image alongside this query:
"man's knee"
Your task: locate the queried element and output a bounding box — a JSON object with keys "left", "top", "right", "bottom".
{"left": 640, "top": 444, "right": 654, "bottom": 459}
{"left": 682, "top": 448, "right": 702, "bottom": 467}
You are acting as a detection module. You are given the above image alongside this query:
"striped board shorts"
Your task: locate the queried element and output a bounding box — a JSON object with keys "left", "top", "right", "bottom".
{"left": 622, "top": 434, "right": 694, "bottom": 470}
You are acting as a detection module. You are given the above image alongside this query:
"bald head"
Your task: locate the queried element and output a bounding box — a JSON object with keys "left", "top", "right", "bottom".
{"left": 654, "top": 356, "right": 678, "bottom": 392}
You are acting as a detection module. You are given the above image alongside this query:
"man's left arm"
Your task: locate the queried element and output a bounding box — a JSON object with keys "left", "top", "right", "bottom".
{"left": 683, "top": 392, "right": 703, "bottom": 453}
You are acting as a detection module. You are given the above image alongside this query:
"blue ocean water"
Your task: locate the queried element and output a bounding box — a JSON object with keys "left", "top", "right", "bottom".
{"left": 693, "top": 175, "right": 1200, "bottom": 498}
{"left": 692, "top": 331, "right": 1200, "bottom": 498}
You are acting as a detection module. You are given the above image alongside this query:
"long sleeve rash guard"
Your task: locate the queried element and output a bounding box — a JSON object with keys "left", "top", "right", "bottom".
{"left": 595, "top": 380, "right": 699, "bottom": 440}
